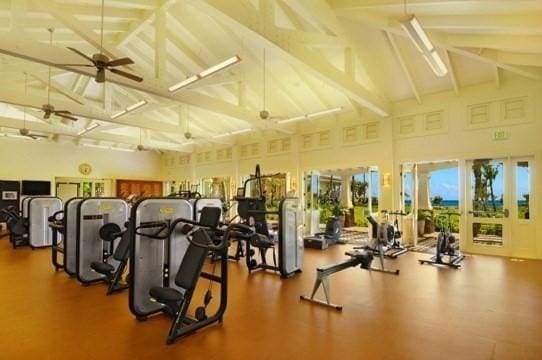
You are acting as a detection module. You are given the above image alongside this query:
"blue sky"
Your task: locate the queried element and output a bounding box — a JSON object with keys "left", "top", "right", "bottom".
{"left": 354, "top": 163, "right": 529, "bottom": 202}
{"left": 430, "top": 163, "right": 529, "bottom": 201}
{"left": 353, "top": 171, "right": 380, "bottom": 198}
{"left": 430, "top": 167, "right": 459, "bottom": 200}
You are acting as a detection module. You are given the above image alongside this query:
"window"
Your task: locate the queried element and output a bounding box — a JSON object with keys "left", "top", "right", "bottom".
{"left": 471, "top": 159, "right": 504, "bottom": 218}
{"left": 516, "top": 161, "right": 530, "bottom": 220}
{"left": 370, "top": 169, "right": 380, "bottom": 213}
{"left": 402, "top": 170, "right": 413, "bottom": 214}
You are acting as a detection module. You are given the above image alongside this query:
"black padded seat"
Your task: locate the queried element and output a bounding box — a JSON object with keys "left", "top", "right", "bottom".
{"left": 150, "top": 286, "right": 184, "bottom": 303}
{"left": 251, "top": 233, "right": 274, "bottom": 248}
{"left": 90, "top": 261, "right": 115, "bottom": 274}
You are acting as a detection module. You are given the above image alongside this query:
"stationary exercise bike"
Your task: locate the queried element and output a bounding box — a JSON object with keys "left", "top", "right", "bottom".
{"left": 419, "top": 212, "right": 464, "bottom": 269}
{"left": 381, "top": 211, "right": 408, "bottom": 258}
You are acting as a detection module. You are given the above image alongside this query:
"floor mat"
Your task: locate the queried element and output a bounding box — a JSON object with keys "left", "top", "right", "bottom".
{"left": 408, "top": 234, "right": 460, "bottom": 254}
{"left": 338, "top": 229, "right": 369, "bottom": 245}
{"left": 408, "top": 237, "right": 437, "bottom": 254}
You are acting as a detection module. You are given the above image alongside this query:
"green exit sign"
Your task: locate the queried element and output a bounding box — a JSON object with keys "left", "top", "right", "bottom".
{"left": 493, "top": 130, "right": 509, "bottom": 141}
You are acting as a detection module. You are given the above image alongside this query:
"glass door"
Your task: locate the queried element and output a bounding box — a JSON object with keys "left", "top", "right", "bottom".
{"left": 467, "top": 159, "right": 509, "bottom": 255}
{"left": 304, "top": 172, "right": 320, "bottom": 235}
{"left": 511, "top": 157, "right": 534, "bottom": 258}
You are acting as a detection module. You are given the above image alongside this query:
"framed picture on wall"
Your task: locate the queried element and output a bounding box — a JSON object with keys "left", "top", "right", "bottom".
{"left": 2, "top": 191, "right": 18, "bottom": 200}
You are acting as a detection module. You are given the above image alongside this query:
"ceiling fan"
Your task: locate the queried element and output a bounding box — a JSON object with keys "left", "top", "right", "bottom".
{"left": 38, "top": 29, "right": 78, "bottom": 122}
{"left": 136, "top": 128, "right": 145, "bottom": 151}
{"left": 20, "top": 73, "right": 48, "bottom": 140}
{"left": 183, "top": 106, "right": 197, "bottom": 141}
{"left": 258, "top": 48, "right": 285, "bottom": 121}
{"left": 62, "top": 0, "right": 143, "bottom": 83}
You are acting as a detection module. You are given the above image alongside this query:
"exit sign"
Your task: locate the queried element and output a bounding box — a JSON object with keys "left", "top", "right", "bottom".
{"left": 493, "top": 130, "right": 509, "bottom": 141}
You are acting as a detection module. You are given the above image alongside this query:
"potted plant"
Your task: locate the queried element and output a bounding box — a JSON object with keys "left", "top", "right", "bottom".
{"left": 417, "top": 210, "right": 430, "bottom": 237}
{"left": 424, "top": 210, "right": 435, "bottom": 234}
{"left": 332, "top": 203, "right": 347, "bottom": 227}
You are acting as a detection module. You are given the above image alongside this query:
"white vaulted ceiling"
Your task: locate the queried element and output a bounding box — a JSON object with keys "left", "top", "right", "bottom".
{"left": 0, "top": 0, "right": 539, "bottom": 152}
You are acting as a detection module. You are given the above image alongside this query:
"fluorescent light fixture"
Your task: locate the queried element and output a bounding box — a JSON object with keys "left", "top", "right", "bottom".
{"left": 199, "top": 56, "right": 241, "bottom": 77}
{"left": 111, "top": 147, "right": 135, "bottom": 152}
{"left": 126, "top": 100, "right": 147, "bottom": 112}
{"left": 213, "top": 127, "right": 252, "bottom": 138}
{"left": 77, "top": 123, "right": 100, "bottom": 136}
{"left": 110, "top": 99, "right": 147, "bottom": 119}
{"left": 111, "top": 110, "right": 127, "bottom": 119}
{"left": 82, "top": 143, "right": 135, "bottom": 152}
{"left": 83, "top": 143, "right": 109, "bottom": 150}
{"left": 168, "top": 75, "right": 200, "bottom": 92}
{"left": 399, "top": 14, "right": 448, "bottom": 77}
{"left": 307, "top": 107, "right": 343, "bottom": 118}
{"left": 231, "top": 128, "right": 252, "bottom": 135}
{"left": 1, "top": 133, "right": 37, "bottom": 140}
{"left": 169, "top": 55, "right": 241, "bottom": 93}
{"left": 278, "top": 107, "right": 342, "bottom": 124}
{"left": 278, "top": 115, "right": 306, "bottom": 124}
{"left": 212, "top": 133, "right": 230, "bottom": 139}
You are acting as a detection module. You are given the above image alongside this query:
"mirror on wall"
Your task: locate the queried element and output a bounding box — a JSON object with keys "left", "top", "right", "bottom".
{"left": 200, "top": 177, "right": 232, "bottom": 202}
{"left": 55, "top": 177, "right": 112, "bottom": 202}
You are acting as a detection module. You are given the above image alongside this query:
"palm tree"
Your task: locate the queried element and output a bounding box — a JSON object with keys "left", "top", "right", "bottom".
{"left": 472, "top": 162, "right": 486, "bottom": 212}
{"left": 482, "top": 163, "right": 500, "bottom": 213}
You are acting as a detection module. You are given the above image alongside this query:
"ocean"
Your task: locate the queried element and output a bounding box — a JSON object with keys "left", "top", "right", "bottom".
{"left": 404, "top": 200, "right": 528, "bottom": 208}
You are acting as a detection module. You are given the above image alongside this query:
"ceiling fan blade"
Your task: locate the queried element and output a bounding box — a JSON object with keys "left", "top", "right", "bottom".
{"left": 43, "top": 111, "right": 51, "bottom": 120}
{"left": 54, "top": 110, "right": 73, "bottom": 115}
{"left": 29, "top": 135, "right": 38, "bottom": 140}
{"left": 107, "top": 57, "right": 134, "bottom": 67}
{"left": 109, "top": 68, "right": 143, "bottom": 82}
{"left": 32, "top": 134, "right": 49, "bottom": 138}
{"left": 57, "top": 64, "right": 96, "bottom": 67}
{"left": 67, "top": 47, "right": 96, "bottom": 65}
{"left": 56, "top": 112, "right": 78, "bottom": 121}
{"left": 96, "top": 69, "right": 106, "bottom": 83}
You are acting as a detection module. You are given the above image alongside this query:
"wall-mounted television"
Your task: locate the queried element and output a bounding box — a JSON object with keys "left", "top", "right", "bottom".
{"left": 21, "top": 180, "right": 51, "bottom": 196}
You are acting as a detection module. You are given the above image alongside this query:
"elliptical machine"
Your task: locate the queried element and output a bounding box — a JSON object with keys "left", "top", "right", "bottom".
{"left": 419, "top": 212, "right": 464, "bottom": 269}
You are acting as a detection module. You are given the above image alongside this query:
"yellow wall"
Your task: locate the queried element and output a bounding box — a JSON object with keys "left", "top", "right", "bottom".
{"left": 161, "top": 74, "right": 542, "bottom": 259}
{"left": 0, "top": 139, "right": 162, "bottom": 190}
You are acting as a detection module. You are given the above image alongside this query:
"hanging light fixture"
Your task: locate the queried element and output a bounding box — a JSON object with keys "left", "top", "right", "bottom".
{"left": 399, "top": 1, "right": 448, "bottom": 77}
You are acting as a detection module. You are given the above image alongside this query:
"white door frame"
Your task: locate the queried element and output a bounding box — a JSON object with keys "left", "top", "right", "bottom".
{"left": 464, "top": 156, "right": 536, "bottom": 258}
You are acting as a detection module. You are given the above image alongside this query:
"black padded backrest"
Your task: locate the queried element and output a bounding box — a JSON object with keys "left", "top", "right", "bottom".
{"left": 9, "top": 218, "right": 27, "bottom": 236}
{"left": 199, "top": 206, "right": 221, "bottom": 228}
{"left": 113, "top": 231, "right": 131, "bottom": 261}
{"left": 237, "top": 200, "right": 249, "bottom": 219}
{"left": 174, "top": 230, "right": 210, "bottom": 290}
{"left": 367, "top": 216, "right": 378, "bottom": 238}
{"left": 324, "top": 217, "right": 341, "bottom": 240}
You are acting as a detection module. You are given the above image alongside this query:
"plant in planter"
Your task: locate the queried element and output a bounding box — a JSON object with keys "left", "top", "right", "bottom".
{"left": 417, "top": 210, "right": 432, "bottom": 237}
{"left": 332, "top": 204, "right": 348, "bottom": 227}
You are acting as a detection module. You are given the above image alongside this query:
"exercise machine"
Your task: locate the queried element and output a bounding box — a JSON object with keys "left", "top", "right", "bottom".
{"left": 27, "top": 197, "right": 63, "bottom": 248}
{"left": 150, "top": 221, "right": 254, "bottom": 344}
{"left": 385, "top": 211, "right": 409, "bottom": 258}
{"left": 23, "top": 197, "right": 63, "bottom": 248}
{"left": 192, "top": 197, "right": 223, "bottom": 222}
{"left": 235, "top": 165, "right": 303, "bottom": 278}
{"left": 300, "top": 247, "right": 397, "bottom": 310}
{"left": 76, "top": 198, "right": 129, "bottom": 285}
{"left": 63, "top": 198, "right": 83, "bottom": 276}
{"left": 129, "top": 197, "right": 195, "bottom": 319}
{"left": 1, "top": 206, "right": 28, "bottom": 248}
{"left": 303, "top": 216, "right": 341, "bottom": 250}
{"left": 90, "top": 222, "right": 131, "bottom": 294}
{"left": 367, "top": 211, "right": 408, "bottom": 259}
{"left": 49, "top": 210, "right": 65, "bottom": 270}
{"left": 365, "top": 215, "right": 401, "bottom": 274}
{"left": 419, "top": 212, "right": 464, "bottom": 269}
